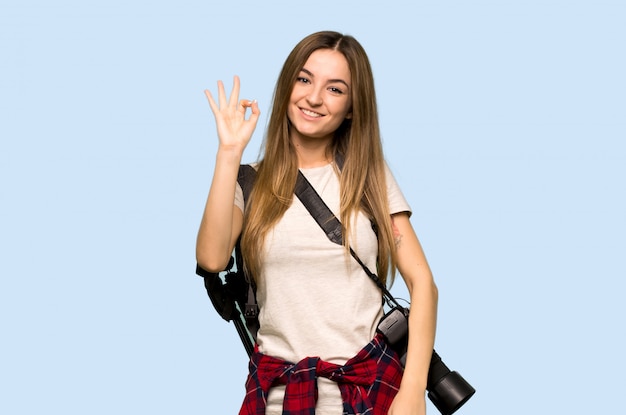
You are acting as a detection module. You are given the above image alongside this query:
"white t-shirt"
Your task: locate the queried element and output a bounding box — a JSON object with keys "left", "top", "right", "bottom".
{"left": 234, "top": 162, "right": 411, "bottom": 414}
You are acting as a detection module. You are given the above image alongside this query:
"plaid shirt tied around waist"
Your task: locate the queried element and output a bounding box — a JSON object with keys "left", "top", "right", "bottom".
{"left": 239, "top": 334, "right": 403, "bottom": 415}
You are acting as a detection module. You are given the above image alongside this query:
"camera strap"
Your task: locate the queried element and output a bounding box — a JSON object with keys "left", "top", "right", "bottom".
{"left": 294, "top": 170, "right": 401, "bottom": 309}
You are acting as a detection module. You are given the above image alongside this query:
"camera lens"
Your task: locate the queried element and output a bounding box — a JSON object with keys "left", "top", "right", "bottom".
{"left": 427, "top": 351, "right": 476, "bottom": 415}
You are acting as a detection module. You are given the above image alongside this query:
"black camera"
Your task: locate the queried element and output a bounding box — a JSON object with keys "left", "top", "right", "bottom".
{"left": 377, "top": 307, "right": 476, "bottom": 415}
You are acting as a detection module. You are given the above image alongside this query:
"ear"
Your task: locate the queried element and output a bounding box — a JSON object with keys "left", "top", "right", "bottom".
{"left": 345, "top": 110, "right": 353, "bottom": 120}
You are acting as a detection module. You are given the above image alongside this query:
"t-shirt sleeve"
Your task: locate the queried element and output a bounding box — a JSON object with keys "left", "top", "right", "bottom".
{"left": 385, "top": 162, "right": 412, "bottom": 216}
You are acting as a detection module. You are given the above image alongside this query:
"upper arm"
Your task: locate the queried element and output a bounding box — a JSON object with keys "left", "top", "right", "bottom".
{"left": 391, "top": 212, "right": 435, "bottom": 294}
{"left": 195, "top": 203, "right": 245, "bottom": 273}
{"left": 230, "top": 204, "right": 244, "bottom": 252}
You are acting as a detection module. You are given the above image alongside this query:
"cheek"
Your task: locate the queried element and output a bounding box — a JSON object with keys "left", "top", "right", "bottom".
{"left": 286, "top": 105, "right": 297, "bottom": 124}
{"left": 337, "top": 97, "right": 352, "bottom": 117}
{"left": 287, "top": 90, "right": 302, "bottom": 116}
{"left": 335, "top": 105, "right": 352, "bottom": 123}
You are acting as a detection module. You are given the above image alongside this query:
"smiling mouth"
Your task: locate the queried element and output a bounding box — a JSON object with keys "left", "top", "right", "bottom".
{"left": 301, "top": 108, "right": 324, "bottom": 118}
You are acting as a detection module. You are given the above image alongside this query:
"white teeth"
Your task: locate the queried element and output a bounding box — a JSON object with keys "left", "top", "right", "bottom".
{"left": 302, "top": 109, "right": 322, "bottom": 117}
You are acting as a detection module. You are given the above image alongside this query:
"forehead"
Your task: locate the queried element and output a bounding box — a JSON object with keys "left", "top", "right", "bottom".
{"left": 302, "top": 49, "right": 351, "bottom": 83}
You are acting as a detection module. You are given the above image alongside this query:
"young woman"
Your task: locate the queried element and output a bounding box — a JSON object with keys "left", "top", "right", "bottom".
{"left": 196, "top": 31, "right": 438, "bottom": 415}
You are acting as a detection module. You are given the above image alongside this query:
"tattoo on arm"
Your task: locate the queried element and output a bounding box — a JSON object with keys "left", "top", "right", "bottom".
{"left": 392, "top": 217, "right": 403, "bottom": 247}
{"left": 395, "top": 233, "right": 403, "bottom": 247}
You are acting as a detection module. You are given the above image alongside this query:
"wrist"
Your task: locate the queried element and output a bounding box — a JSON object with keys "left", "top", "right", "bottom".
{"left": 400, "top": 378, "right": 427, "bottom": 394}
{"left": 216, "top": 144, "right": 245, "bottom": 162}
{"left": 398, "top": 367, "right": 428, "bottom": 392}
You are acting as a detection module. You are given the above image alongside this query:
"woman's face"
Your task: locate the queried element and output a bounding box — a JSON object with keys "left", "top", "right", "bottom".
{"left": 287, "top": 49, "right": 353, "bottom": 146}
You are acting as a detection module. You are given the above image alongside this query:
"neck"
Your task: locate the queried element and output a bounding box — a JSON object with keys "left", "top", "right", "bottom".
{"left": 291, "top": 134, "right": 333, "bottom": 169}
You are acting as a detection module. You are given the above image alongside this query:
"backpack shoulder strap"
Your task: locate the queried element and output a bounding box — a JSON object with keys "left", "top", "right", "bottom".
{"left": 238, "top": 164, "right": 257, "bottom": 204}
{"left": 233, "top": 163, "right": 257, "bottom": 279}
{"left": 235, "top": 164, "right": 259, "bottom": 335}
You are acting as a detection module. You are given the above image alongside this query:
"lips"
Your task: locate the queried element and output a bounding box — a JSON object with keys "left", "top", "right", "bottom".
{"left": 300, "top": 108, "right": 324, "bottom": 118}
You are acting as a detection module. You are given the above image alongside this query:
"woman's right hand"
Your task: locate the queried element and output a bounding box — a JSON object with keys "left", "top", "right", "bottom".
{"left": 205, "top": 75, "right": 260, "bottom": 153}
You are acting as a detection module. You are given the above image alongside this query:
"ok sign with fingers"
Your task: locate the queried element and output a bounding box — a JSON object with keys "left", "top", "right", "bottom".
{"left": 205, "top": 75, "right": 260, "bottom": 153}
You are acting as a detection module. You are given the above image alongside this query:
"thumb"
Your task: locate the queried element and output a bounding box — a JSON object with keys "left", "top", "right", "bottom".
{"left": 248, "top": 100, "right": 261, "bottom": 123}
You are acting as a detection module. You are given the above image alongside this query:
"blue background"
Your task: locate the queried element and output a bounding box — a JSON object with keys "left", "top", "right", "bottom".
{"left": 2, "top": 1, "right": 624, "bottom": 413}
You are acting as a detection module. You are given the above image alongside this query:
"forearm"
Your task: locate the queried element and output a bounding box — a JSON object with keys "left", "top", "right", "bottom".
{"left": 195, "top": 146, "right": 245, "bottom": 271}
{"left": 392, "top": 213, "right": 438, "bottom": 391}
{"left": 402, "top": 275, "right": 438, "bottom": 391}
{"left": 388, "top": 268, "right": 437, "bottom": 415}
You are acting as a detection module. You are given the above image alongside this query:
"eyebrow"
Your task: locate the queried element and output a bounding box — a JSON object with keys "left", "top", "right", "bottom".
{"left": 300, "top": 68, "right": 350, "bottom": 89}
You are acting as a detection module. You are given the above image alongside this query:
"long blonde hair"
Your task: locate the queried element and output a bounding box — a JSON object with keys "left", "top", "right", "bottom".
{"left": 241, "top": 31, "right": 397, "bottom": 286}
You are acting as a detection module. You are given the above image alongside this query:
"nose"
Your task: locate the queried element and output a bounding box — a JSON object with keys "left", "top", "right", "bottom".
{"left": 306, "top": 86, "right": 323, "bottom": 106}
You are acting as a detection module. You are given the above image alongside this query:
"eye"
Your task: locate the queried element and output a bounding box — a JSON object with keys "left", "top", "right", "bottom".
{"left": 328, "top": 86, "right": 344, "bottom": 95}
{"left": 296, "top": 77, "right": 311, "bottom": 84}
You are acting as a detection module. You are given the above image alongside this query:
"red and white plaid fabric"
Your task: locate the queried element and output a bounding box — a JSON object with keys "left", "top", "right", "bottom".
{"left": 239, "top": 334, "right": 403, "bottom": 415}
